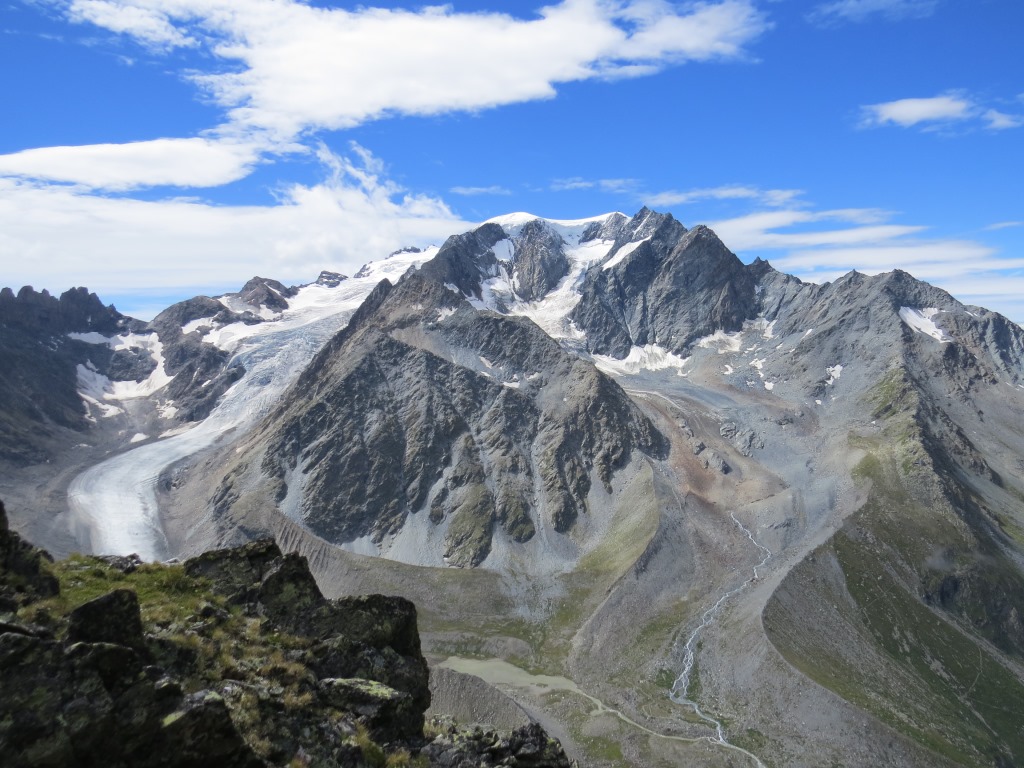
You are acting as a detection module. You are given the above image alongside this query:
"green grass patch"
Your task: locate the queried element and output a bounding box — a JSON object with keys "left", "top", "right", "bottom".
{"left": 768, "top": 442, "right": 1024, "bottom": 766}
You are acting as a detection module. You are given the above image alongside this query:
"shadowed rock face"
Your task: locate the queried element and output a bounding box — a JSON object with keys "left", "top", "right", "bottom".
{"left": 0, "top": 500, "right": 59, "bottom": 611}
{"left": 417, "top": 223, "right": 508, "bottom": 300}
{"left": 509, "top": 219, "right": 570, "bottom": 302}
{"left": 570, "top": 211, "right": 757, "bottom": 358}
{"left": 234, "top": 271, "right": 666, "bottom": 567}
{"left": 0, "top": 500, "right": 574, "bottom": 768}
{"left": 0, "top": 287, "right": 140, "bottom": 466}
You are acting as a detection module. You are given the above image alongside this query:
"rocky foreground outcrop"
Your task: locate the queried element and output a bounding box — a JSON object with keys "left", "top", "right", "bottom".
{"left": 0, "top": 500, "right": 574, "bottom": 767}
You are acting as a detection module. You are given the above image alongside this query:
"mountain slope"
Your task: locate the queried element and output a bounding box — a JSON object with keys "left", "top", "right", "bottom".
{"left": 199, "top": 270, "right": 667, "bottom": 569}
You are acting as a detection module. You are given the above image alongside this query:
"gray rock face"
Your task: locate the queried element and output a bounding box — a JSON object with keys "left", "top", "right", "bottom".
{"left": 427, "top": 667, "right": 533, "bottom": 733}
{"left": 508, "top": 219, "right": 569, "bottom": 301}
{"left": 0, "top": 286, "right": 140, "bottom": 465}
{"left": 571, "top": 211, "right": 756, "bottom": 358}
{"left": 314, "top": 270, "right": 347, "bottom": 287}
{"left": 146, "top": 279, "right": 299, "bottom": 423}
{"left": 148, "top": 298, "right": 247, "bottom": 423}
{"left": 418, "top": 223, "right": 508, "bottom": 300}
{"left": 229, "top": 271, "right": 666, "bottom": 568}
{"left": 236, "top": 276, "right": 296, "bottom": 312}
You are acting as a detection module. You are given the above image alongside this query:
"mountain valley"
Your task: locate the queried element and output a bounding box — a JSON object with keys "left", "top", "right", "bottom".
{"left": 3, "top": 208, "right": 1024, "bottom": 767}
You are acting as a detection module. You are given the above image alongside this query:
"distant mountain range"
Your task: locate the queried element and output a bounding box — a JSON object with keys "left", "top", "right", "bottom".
{"left": 3, "top": 208, "right": 1024, "bottom": 767}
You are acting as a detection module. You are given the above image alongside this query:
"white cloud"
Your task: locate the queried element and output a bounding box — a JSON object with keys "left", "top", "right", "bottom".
{"left": 63, "top": 0, "right": 768, "bottom": 140}
{"left": 0, "top": 145, "right": 465, "bottom": 298}
{"left": 861, "top": 93, "right": 973, "bottom": 129}
{"left": 983, "top": 109, "right": 1024, "bottom": 131}
{"left": 550, "top": 177, "right": 640, "bottom": 193}
{"left": 450, "top": 185, "right": 512, "bottom": 196}
{"left": 7, "top": 0, "right": 766, "bottom": 192}
{"left": 985, "top": 221, "right": 1023, "bottom": 231}
{"left": 644, "top": 184, "right": 803, "bottom": 208}
{"left": 809, "top": 0, "right": 937, "bottom": 25}
{"left": 709, "top": 207, "right": 922, "bottom": 250}
{"left": 0, "top": 136, "right": 273, "bottom": 190}
{"left": 68, "top": 0, "right": 195, "bottom": 49}
{"left": 859, "top": 93, "right": 1024, "bottom": 133}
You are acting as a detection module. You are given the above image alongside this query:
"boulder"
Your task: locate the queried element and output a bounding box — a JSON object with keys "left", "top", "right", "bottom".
{"left": 319, "top": 678, "right": 419, "bottom": 743}
{"left": 67, "top": 588, "right": 146, "bottom": 652}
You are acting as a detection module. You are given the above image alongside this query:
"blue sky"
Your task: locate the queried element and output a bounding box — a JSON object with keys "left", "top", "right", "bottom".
{"left": 1, "top": 0, "right": 1022, "bottom": 322}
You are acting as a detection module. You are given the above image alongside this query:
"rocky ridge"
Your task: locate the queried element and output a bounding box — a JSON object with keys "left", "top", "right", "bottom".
{"left": 206, "top": 271, "right": 667, "bottom": 568}
{"left": 0, "top": 499, "right": 574, "bottom": 767}
{"left": 0, "top": 286, "right": 142, "bottom": 465}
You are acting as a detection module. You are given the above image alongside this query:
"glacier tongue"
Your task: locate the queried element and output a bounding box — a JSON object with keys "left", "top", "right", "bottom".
{"left": 67, "top": 248, "right": 439, "bottom": 560}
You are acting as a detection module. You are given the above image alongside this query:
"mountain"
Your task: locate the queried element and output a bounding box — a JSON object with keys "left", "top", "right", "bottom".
{"left": 2, "top": 208, "right": 1024, "bottom": 768}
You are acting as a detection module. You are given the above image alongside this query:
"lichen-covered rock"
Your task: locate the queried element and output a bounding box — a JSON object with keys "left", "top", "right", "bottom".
{"left": 160, "top": 691, "right": 265, "bottom": 768}
{"left": 319, "top": 677, "right": 419, "bottom": 742}
{"left": 67, "top": 588, "right": 146, "bottom": 651}
{"left": 1, "top": 520, "right": 573, "bottom": 768}
{"left": 421, "top": 718, "right": 575, "bottom": 768}
{"left": 183, "top": 538, "right": 284, "bottom": 604}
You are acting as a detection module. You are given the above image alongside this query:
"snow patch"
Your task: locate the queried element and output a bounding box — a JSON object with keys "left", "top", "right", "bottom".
{"left": 825, "top": 364, "right": 843, "bottom": 385}
{"left": 696, "top": 330, "right": 742, "bottom": 354}
{"left": 68, "top": 331, "right": 113, "bottom": 345}
{"left": 181, "top": 318, "right": 213, "bottom": 335}
{"left": 602, "top": 237, "right": 649, "bottom": 271}
{"left": 490, "top": 238, "right": 515, "bottom": 262}
{"left": 764, "top": 381, "right": 775, "bottom": 391}
{"left": 76, "top": 364, "right": 125, "bottom": 421}
{"left": 899, "top": 307, "right": 951, "bottom": 343}
{"left": 129, "top": 433, "right": 149, "bottom": 444}
{"left": 504, "top": 237, "right": 615, "bottom": 341}
{"left": 592, "top": 344, "right": 690, "bottom": 376}
{"left": 435, "top": 307, "right": 457, "bottom": 322}
{"left": 217, "top": 294, "right": 281, "bottom": 320}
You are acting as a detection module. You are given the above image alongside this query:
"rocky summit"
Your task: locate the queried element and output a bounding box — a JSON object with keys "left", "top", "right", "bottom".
{"left": 0, "top": 500, "right": 574, "bottom": 768}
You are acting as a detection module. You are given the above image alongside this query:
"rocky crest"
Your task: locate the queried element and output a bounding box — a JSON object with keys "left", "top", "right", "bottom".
{"left": 0, "top": 500, "right": 574, "bottom": 767}
{"left": 215, "top": 271, "right": 666, "bottom": 567}
{"left": 0, "top": 287, "right": 141, "bottom": 465}
{"left": 570, "top": 209, "right": 756, "bottom": 358}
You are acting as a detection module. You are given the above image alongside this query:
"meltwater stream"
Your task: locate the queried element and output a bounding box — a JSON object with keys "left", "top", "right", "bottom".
{"left": 668, "top": 511, "right": 772, "bottom": 768}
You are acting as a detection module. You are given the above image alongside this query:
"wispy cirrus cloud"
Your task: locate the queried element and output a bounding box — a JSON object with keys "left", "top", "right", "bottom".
{"left": 809, "top": 0, "right": 938, "bottom": 26}
{"left": 551, "top": 177, "right": 640, "bottom": 193}
{"left": 450, "top": 185, "right": 513, "bottom": 196}
{"left": 707, "top": 206, "right": 1024, "bottom": 321}
{"left": 551, "top": 179, "right": 804, "bottom": 210}
{"left": 859, "top": 91, "right": 1024, "bottom": 132}
{"left": 644, "top": 184, "right": 803, "bottom": 208}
